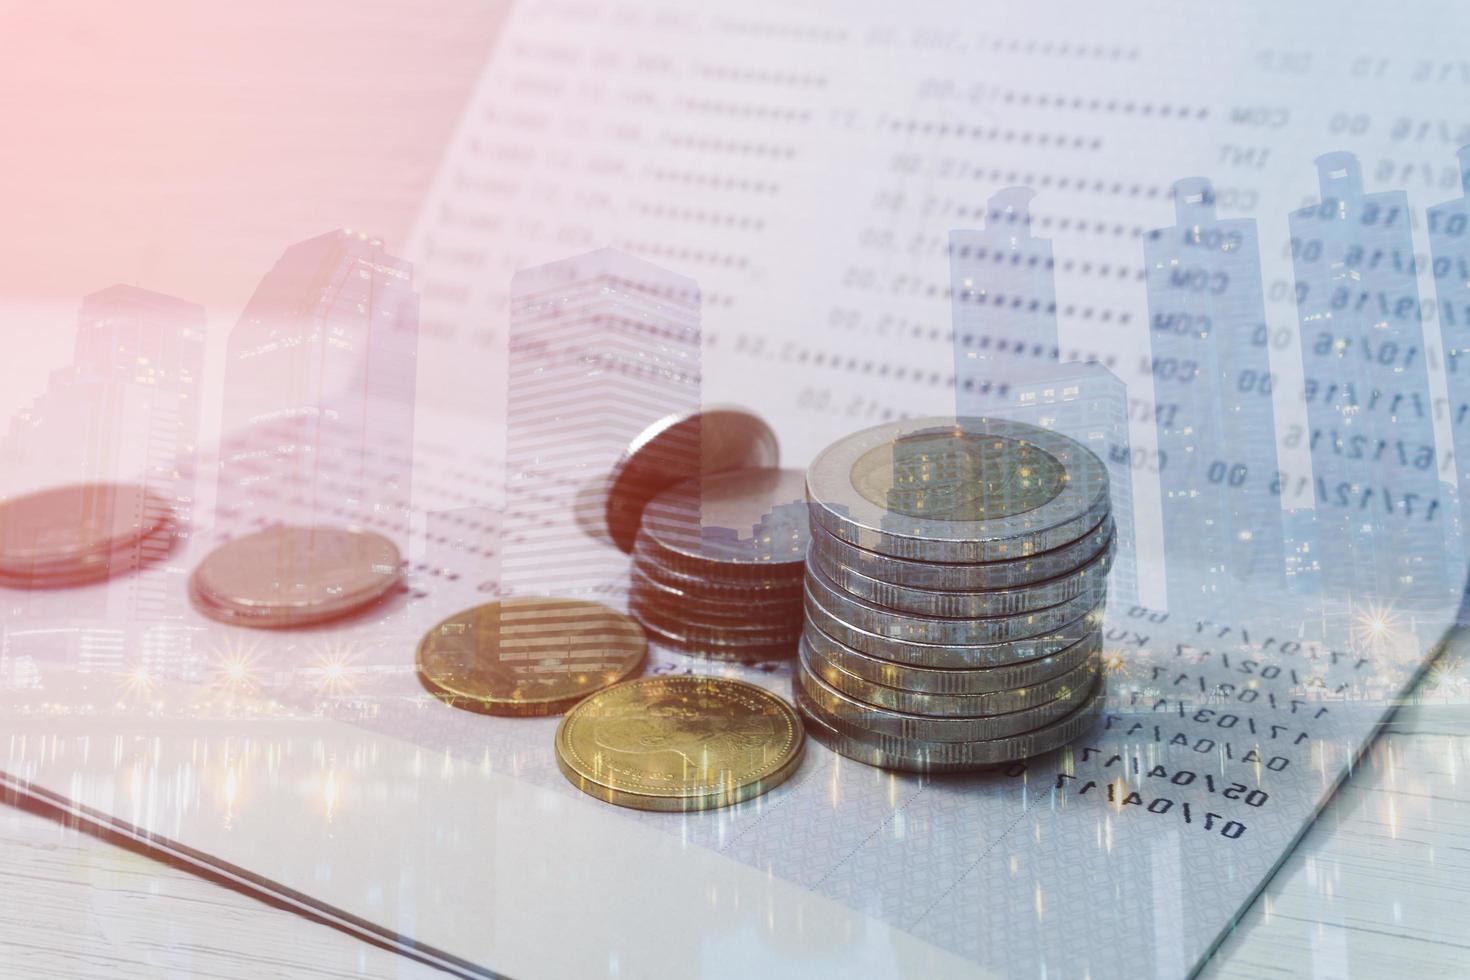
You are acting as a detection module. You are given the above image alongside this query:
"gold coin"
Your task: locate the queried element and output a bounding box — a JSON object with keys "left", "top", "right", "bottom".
{"left": 555, "top": 675, "right": 805, "bottom": 811}
{"left": 417, "top": 598, "right": 646, "bottom": 717}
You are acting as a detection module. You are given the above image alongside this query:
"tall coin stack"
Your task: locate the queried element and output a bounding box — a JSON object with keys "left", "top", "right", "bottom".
{"left": 797, "top": 417, "right": 1113, "bottom": 772}
{"left": 631, "top": 468, "right": 810, "bottom": 660}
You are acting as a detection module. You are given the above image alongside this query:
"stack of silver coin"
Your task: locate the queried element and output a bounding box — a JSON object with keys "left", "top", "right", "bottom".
{"left": 797, "top": 416, "right": 1113, "bottom": 772}
{"left": 630, "top": 467, "right": 809, "bottom": 660}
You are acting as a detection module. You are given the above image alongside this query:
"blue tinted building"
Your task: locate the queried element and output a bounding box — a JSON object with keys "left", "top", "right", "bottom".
{"left": 1289, "top": 152, "right": 1445, "bottom": 606}
{"left": 1144, "top": 177, "right": 1286, "bottom": 614}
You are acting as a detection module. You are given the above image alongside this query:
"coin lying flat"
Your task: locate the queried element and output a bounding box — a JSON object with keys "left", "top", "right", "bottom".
{"left": 556, "top": 675, "right": 805, "bottom": 811}
{"left": 638, "top": 467, "right": 809, "bottom": 580}
{"left": 417, "top": 598, "right": 646, "bottom": 716}
{"left": 801, "top": 633, "right": 1098, "bottom": 717}
{"left": 190, "top": 525, "right": 402, "bottom": 627}
{"left": 808, "top": 515, "right": 1114, "bottom": 592}
{"left": 606, "top": 407, "right": 779, "bottom": 552}
{"left": 809, "top": 533, "right": 1113, "bottom": 617}
{"left": 806, "top": 560, "right": 1104, "bottom": 646}
{"left": 796, "top": 679, "right": 1106, "bottom": 772}
{"left": 803, "top": 585, "right": 1104, "bottom": 668}
{"left": 0, "top": 483, "right": 175, "bottom": 584}
{"left": 796, "top": 659, "right": 1096, "bottom": 742}
{"left": 802, "top": 619, "right": 1101, "bottom": 695}
{"left": 806, "top": 416, "right": 1109, "bottom": 562}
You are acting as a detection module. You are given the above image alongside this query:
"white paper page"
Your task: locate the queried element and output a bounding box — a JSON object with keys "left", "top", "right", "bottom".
{"left": 6, "top": 1, "right": 1470, "bottom": 977}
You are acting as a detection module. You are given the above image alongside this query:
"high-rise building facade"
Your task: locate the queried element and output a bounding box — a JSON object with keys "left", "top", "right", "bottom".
{"left": 951, "top": 187, "right": 1060, "bottom": 415}
{"left": 994, "top": 362, "right": 1139, "bottom": 608}
{"left": 503, "top": 248, "right": 700, "bottom": 598}
{"left": 217, "top": 229, "right": 419, "bottom": 531}
{"left": 1289, "top": 152, "right": 1447, "bottom": 607}
{"left": 1145, "top": 177, "right": 1286, "bottom": 614}
{"left": 0, "top": 284, "right": 206, "bottom": 679}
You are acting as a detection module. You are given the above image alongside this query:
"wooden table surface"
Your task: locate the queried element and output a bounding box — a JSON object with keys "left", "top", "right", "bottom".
{"left": 4, "top": 648, "right": 1468, "bottom": 980}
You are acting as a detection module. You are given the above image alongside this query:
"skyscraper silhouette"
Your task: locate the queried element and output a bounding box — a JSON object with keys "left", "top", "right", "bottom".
{"left": 1145, "top": 177, "right": 1286, "bottom": 614}
{"left": 216, "top": 230, "right": 419, "bottom": 532}
{"left": 951, "top": 188, "right": 1060, "bottom": 414}
{"left": 996, "top": 362, "right": 1138, "bottom": 607}
{"left": 1289, "top": 152, "right": 1446, "bottom": 606}
{"left": 503, "top": 248, "right": 700, "bottom": 599}
{"left": 0, "top": 285, "right": 205, "bottom": 679}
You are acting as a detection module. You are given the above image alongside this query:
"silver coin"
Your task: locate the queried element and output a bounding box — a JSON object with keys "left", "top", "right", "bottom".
{"left": 638, "top": 467, "right": 810, "bottom": 580}
{"left": 806, "top": 560, "right": 1104, "bottom": 646}
{"left": 804, "top": 585, "right": 1104, "bottom": 668}
{"left": 796, "top": 679, "right": 1106, "bottom": 772}
{"left": 803, "top": 618, "right": 1101, "bottom": 694}
{"left": 0, "top": 483, "right": 174, "bottom": 576}
{"left": 629, "top": 591, "right": 802, "bottom": 645}
{"left": 796, "top": 659, "right": 1096, "bottom": 742}
{"left": 605, "top": 406, "right": 779, "bottom": 552}
{"left": 801, "top": 633, "right": 1098, "bottom": 717}
{"left": 190, "top": 525, "right": 402, "bottom": 628}
{"left": 626, "top": 564, "right": 799, "bottom": 617}
{"left": 806, "top": 416, "right": 1109, "bottom": 562}
{"left": 634, "top": 540, "right": 803, "bottom": 599}
{"left": 637, "top": 611, "right": 799, "bottom": 661}
{"left": 809, "top": 533, "right": 1113, "bottom": 618}
{"left": 809, "top": 514, "right": 1114, "bottom": 592}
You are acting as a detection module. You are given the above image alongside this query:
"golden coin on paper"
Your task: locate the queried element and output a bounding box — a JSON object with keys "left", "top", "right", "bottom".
{"left": 555, "top": 675, "right": 805, "bottom": 812}
{"left": 417, "top": 598, "right": 647, "bottom": 717}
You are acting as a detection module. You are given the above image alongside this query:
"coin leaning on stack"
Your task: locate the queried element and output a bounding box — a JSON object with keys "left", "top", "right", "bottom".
{"left": 797, "top": 416, "right": 1113, "bottom": 772}
{"left": 630, "top": 467, "right": 809, "bottom": 660}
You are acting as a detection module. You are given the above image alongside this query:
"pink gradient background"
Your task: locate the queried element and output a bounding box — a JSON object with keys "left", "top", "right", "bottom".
{"left": 0, "top": 0, "right": 506, "bottom": 426}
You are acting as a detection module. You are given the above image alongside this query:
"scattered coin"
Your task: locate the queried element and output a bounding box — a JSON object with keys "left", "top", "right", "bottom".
{"left": 805, "top": 416, "right": 1109, "bottom": 562}
{"left": 555, "top": 675, "right": 805, "bottom": 811}
{"left": 190, "top": 524, "right": 401, "bottom": 628}
{"left": 417, "top": 598, "right": 646, "bottom": 716}
{"left": 605, "top": 407, "right": 779, "bottom": 552}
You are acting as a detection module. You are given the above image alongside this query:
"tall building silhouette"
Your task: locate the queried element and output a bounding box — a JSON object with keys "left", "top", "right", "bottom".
{"left": 1427, "top": 145, "right": 1470, "bottom": 545}
{"left": 503, "top": 248, "right": 700, "bottom": 598}
{"left": 951, "top": 187, "right": 1060, "bottom": 414}
{"left": 1145, "top": 177, "right": 1286, "bottom": 614}
{"left": 1289, "top": 152, "right": 1447, "bottom": 606}
{"left": 216, "top": 230, "right": 419, "bottom": 531}
{"left": 994, "top": 362, "right": 1138, "bottom": 608}
{"left": 0, "top": 285, "right": 206, "bottom": 679}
